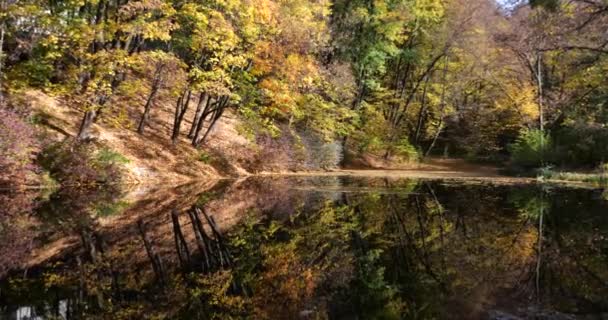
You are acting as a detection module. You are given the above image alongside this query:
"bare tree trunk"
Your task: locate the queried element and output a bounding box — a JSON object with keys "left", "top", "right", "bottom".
{"left": 537, "top": 51, "right": 545, "bottom": 165}
{"left": 137, "top": 63, "right": 164, "bottom": 134}
{"left": 0, "top": 18, "right": 5, "bottom": 106}
{"left": 191, "top": 95, "right": 213, "bottom": 146}
{"left": 414, "top": 75, "right": 431, "bottom": 145}
{"left": 196, "top": 96, "right": 228, "bottom": 147}
{"left": 425, "top": 118, "right": 443, "bottom": 158}
{"left": 77, "top": 109, "right": 97, "bottom": 140}
{"left": 171, "top": 89, "right": 192, "bottom": 144}
{"left": 188, "top": 92, "right": 208, "bottom": 139}
{"left": 199, "top": 207, "right": 230, "bottom": 263}
{"left": 425, "top": 56, "right": 449, "bottom": 158}
{"left": 197, "top": 105, "right": 224, "bottom": 146}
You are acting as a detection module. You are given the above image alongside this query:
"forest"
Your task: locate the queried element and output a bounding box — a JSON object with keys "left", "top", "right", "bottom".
{"left": 1, "top": 1, "right": 608, "bottom": 318}
{"left": 1, "top": 0, "right": 608, "bottom": 187}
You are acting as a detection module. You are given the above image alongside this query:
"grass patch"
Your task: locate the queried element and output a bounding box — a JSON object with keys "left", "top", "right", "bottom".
{"left": 538, "top": 167, "right": 608, "bottom": 185}
{"left": 196, "top": 150, "right": 212, "bottom": 164}
{"left": 96, "top": 147, "right": 130, "bottom": 165}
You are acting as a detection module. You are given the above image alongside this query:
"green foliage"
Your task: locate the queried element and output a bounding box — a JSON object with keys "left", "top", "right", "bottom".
{"left": 509, "top": 129, "right": 552, "bottom": 168}
{"left": 537, "top": 169, "right": 608, "bottom": 186}
{"left": 94, "top": 200, "right": 130, "bottom": 217}
{"left": 1, "top": 0, "right": 607, "bottom": 175}
{"left": 96, "top": 147, "right": 130, "bottom": 166}
{"left": 551, "top": 124, "right": 608, "bottom": 168}
{"left": 530, "top": 0, "right": 560, "bottom": 10}
{"left": 509, "top": 187, "right": 551, "bottom": 219}
{"left": 196, "top": 150, "right": 212, "bottom": 164}
{"left": 395, "top": 138, "right": 420, "bottom": 162}
{"left": 39, "top": 140, "right": 125, "bottom": 187}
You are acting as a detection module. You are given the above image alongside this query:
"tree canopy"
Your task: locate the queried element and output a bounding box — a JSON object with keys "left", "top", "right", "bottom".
{"left": 1, "top": 0, "right": 607, "bottom": 170}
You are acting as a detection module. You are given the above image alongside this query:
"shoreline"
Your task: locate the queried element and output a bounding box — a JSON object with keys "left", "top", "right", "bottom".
{"left": 3, "top": 168, "right": 605, "bottom": 192}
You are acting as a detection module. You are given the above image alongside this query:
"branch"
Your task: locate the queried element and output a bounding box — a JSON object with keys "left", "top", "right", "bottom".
{"left": 539, "top": 42, "right": 608, "bottom": 54}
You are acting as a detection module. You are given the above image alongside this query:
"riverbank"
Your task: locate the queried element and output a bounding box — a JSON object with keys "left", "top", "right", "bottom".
{"left": 3, "top": 90, "right": 606, "bottom": 191}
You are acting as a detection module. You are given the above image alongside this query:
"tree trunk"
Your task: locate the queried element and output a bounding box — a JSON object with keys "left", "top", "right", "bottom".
{"left": 188, "top": 92, "right": 208, "bottom": 139}
{"left": 77, "top": 109, "right": 97, "bottom": 140}
{"left": 191, "top": 96, "right": 213, "bottom": 146}
{"left": 414, "top": 75, "right": 431, "bottom": 145}
{"left": 537, "top": 51, "right": 545, "bottom": 165}
{"left": 171, "top": 89, "right": 192, "bottom": 144}
{"left": 0, "top": 19, "right": 5, "bottom": 106}
{"left": 196, "top": 96, "right": 228, "bottom": 147}
{"left": 137, "top": 64, "right": 164, "bottom": 134}
{"left": 424, "top": 119, "right": 443, "bottom": 157}
{"left": 424, "top": 56, "right": 449, "bottom": 158}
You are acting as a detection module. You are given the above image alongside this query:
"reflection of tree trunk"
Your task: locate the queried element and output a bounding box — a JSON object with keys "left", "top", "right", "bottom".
{"left": 137, "top": 220, "right": 165, "bottom": 285}
{"left": 76, "top": 256, "right": 86, "bottom": 307}
{"left": 79, "top": 228, "right": 106, "bottom": 308}
{"left": 386, "top": 197, "right": 411, "bottom": 275}
{"left": 425, "top": 183, "right": 447, "bottom": 271}
{"left": 455, "top": 208, "right": 467, "bottom": 238}
{"left": 188, "top": 207, "right": 213, "bottom": 271}
{"left": 96, "top": 233, "right": 122, "bottom": 302}
{"left": 414, "top": 196, "right": 430, "bottom": 262}
{"left": 536, "top": 192, "right": 544, "bottom": 303}
{"left": 198, "top": 207, "right": 233, "bottom": 267}
{"left": 171, "top": 210, "right": 191, "bottom": 270}
{"left": 388, "top": 195, "right": 445, "bottom": 288}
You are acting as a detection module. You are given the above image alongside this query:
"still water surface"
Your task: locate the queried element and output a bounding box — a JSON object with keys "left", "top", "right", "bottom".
{"left": 1, "top": 176, "right": 607, "bottom": 319}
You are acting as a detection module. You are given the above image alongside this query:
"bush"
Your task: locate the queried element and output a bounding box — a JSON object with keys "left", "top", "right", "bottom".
{"left": 299, "top": 129, "right": 343, "bottom": 170}
{"left": 551, "top": 124, "right": 608, "bottom": 168}
{"left": 509, "top": 129, "right": 552, "bottom": 168}
{"left": 394, "top": 138, "right": 420, "bottom": 162}
{"left": 39, "top": 140, "right": 125, "bottom": 187}
{"left": 96, "top": 147, "right": 130, "bottom": 165}
{"left": 0, "top": 108, "right": 38, "bottom": 187}
{"left": 196, "top": 150, "right": 212, "bottom": 164}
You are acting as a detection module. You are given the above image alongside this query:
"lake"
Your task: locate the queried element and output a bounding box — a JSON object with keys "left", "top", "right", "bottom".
{"left": 1, "top": 176, "right": 607, "bottom": 319}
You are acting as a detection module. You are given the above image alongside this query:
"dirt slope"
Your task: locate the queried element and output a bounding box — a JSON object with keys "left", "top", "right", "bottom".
{"left": 24, "top": 90, "right": 256, "bottom": 183}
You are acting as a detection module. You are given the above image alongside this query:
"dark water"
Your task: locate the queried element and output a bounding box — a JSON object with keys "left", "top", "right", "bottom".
{"left": 1, "top": 177, "right": 607, "bottom": 319}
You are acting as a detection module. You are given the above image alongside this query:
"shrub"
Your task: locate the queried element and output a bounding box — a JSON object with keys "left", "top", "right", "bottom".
{"left": 508, "top": 129, "right": 552, "bottom": 168}
{"left": 394, "top": 138, "right": 420, "bottom": 162}
{"left": 300, "top": 129, "right": 343, "bottom": 170}
{"left": 0, "top": 108, "right": 38, "bottom": 187}
{"left": 96, "top": 147, "right": 130, "bottom": 165}
{"left": 196, "top": 150, "right": 212, "bottom": 164}
{"left": 551, "top": 124, "right": 608, "bottom": 168}
{"left": 39, "top": 140, "right": 125, "bottom": 187}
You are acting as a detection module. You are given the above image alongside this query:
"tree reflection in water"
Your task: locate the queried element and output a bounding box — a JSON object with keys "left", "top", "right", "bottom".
{"left": 0, "top": 177, "right": 607, "bottom": 319}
